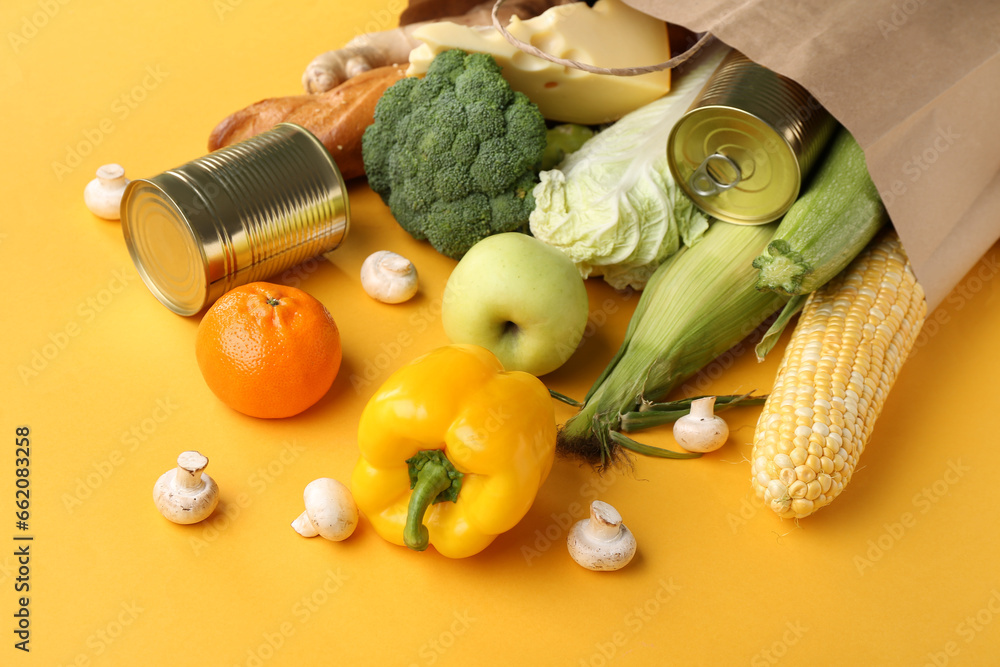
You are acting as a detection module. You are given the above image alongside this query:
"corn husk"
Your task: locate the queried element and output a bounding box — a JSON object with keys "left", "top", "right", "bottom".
{"left": 558, "top": 220, "right": 787, "bottom": 467}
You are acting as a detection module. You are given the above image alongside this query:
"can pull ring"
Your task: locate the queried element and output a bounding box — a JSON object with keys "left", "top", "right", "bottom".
{"left": 689, "top": 153, "right": 742, "bottom": 197}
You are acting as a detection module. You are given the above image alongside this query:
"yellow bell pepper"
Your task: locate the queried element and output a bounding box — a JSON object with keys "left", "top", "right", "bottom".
{"left": 351, "top": 344, "right": 557, "bottom": 558}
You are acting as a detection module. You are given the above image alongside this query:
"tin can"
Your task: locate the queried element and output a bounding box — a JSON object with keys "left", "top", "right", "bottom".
{"left": 121, "top": 123, "right": 350, "bottom": 316}
{"left": 667, "top": 50, "right": 836, "bottom": 225}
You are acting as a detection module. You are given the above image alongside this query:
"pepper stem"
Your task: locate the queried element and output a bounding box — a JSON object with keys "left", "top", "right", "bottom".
{"left": 404, "top": 450, "right": 463, "bottom": 552}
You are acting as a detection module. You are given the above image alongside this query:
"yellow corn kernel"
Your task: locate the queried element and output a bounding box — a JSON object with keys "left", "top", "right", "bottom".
{"left": 749, "top": 231, "right": 926, "bottom": 519}
{"left": 787, "top": 480, "right": 808, "bottom": 498}
{"left": 795, "top": 465, "right": 817, "bottom": 483}
{"left": 790, "top": 447, "right": 808, "bottom": 466}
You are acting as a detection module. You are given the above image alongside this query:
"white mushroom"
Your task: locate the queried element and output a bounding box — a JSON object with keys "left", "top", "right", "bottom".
{"left": 291, "top": 478, "right": 358, "bottom": 541}
{"left": 567, "top": 500, "right": 637, "bottom": 571}
{"left": 360, "top": 250, "right": 418, "bottom": 304}
{"left": 153, "top": 451, "right": 220, "bottom": 524}
{"left": 673, "top": 396, "right": 730, "bottom": 453}
{"left": 84, "top": 163, "right": 130, "bottom": 220}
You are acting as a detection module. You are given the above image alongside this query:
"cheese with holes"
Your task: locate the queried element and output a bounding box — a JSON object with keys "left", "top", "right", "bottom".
{"left": 406, "top": 0, "right": 671, "bottom": 125}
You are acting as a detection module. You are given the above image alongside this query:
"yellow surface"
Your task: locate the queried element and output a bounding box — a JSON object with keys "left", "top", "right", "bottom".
{"left": 3, "top": 1, "right": 1000, "bottom": 665}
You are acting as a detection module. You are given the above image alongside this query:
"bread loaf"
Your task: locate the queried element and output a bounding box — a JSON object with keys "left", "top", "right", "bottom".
{"left": 208, "top": 64, "right": 407, "bottom": 180}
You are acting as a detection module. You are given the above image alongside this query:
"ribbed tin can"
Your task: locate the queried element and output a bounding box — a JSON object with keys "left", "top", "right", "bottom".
{"left": 667, "top": 50, "right": 836, "bottom": 224}
{"left": 121, "top": 123, "right": 349, "bottom": 315}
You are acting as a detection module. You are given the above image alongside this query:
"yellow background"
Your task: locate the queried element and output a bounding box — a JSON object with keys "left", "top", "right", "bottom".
{"left": 4, "top": 0, "right": 1000, "bottom": 664}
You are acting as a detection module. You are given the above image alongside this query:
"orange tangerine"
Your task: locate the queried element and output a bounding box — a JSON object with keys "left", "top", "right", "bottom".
{"left": 195, "top": 282, "right": 341, "bottom": 418}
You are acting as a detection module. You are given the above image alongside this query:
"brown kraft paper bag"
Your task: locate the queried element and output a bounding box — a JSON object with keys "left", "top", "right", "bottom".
{"left": 620, "top": 0, "right": 1000, "bottom": 311}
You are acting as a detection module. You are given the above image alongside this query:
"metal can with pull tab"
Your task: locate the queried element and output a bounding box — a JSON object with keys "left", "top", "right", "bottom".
{"left": 121, "top": 123, "right": 350, "bottom": 316}
{"left": 667, "top": 50, "right": 836, "bottom": 225}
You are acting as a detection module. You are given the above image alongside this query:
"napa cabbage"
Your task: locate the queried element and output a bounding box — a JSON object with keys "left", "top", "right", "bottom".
{"left": 529, "top": 44, "right": 728, "bottom": 290}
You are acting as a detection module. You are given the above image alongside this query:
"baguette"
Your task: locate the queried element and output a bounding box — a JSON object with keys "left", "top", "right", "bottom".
{"left": 208, "top": 64, "right": 407, "bottom": 180}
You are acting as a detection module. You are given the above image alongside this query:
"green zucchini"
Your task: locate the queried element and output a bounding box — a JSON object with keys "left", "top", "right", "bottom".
{"left": 752, "top": 128, "right": 887, "bottom": 296}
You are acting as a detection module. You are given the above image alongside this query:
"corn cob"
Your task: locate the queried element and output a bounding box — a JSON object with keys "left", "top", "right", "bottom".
{"left": 559, "top": 220, "right": 787, "bottom": 467}
{"left": 750, "top": 230, "right": 926, "bottom": 519}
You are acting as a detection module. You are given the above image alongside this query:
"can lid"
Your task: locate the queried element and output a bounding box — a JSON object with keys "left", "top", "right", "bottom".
{"left": 121, "top": 179, "right": 210, "bottom": 316}
{"left": 668, "top": 106, "right": 801, "bottom": 225}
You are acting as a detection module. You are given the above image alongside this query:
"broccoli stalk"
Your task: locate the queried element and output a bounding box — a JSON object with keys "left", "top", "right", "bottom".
{"left": 361, "top": 49, "right": 548, "bottom": 260}
{"left": 540, "top": 124, "right": 596, "bottom": 171}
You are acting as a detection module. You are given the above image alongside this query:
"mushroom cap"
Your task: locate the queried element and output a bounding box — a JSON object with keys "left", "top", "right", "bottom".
{"left": 673, "top": 414, "right": 729, "bottom": 452}
{"left": 302, "top": 478, "right": 359, "bottom": 541}
{"left": 84, "top": 163, "right": 130, "bottom": 220}
{"left": 152, "top": 468, "right": 220, "bottom": 524}
{"left": 673, "top": 396, "right": 729, "bottom": 453}
{"left": 360, "top": 250, "right": 418, "bottom": 304}
{"left": 567, "top": 501, "right": 637, "bottom": 571}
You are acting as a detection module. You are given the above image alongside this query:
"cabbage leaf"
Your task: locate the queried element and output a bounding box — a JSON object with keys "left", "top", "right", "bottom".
{"left": 530, "top": 44, "right": 729, "bottom": 290}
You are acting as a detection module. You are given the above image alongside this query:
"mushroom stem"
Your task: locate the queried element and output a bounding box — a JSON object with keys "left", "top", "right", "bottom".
{"left": 291, "top": 511, "right": 320, "bottom": 537}
{"left": 380, "top": 253, "right": 413, "bottom": 274}
{"left": 587, "top": 501, "right": 624, "bottom": 541}
{"left": 689, "top": 396, "right": 716, "bottom": 420}
{"left": 96, "top": 163, "right": 127, "bottom": 188}
{"left": 174, "top": 451, "right": 209, "bottom": 492}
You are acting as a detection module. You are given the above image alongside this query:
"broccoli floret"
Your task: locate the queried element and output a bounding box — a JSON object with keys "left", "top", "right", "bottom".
{"left": 362, "top": 49, "right": 547, "bottom": 259}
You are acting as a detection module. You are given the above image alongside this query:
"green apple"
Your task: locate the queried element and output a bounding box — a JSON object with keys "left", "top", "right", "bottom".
{"left": 442, "top": 233, "right": 590, "bottom": 376}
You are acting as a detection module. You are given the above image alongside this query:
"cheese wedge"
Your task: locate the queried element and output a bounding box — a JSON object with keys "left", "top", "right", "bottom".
{"left": 406, "top": 0, "right": 671, "bottom": 125}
